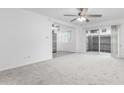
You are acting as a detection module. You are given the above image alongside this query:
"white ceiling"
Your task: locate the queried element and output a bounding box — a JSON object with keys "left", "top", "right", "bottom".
{"left": 24, "top": 8, "right": 124, "bottom": 25}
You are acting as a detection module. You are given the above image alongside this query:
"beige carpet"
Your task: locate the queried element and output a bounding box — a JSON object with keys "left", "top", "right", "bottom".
{"left": 0, "top": 53, "right": 124, "bottom": 85}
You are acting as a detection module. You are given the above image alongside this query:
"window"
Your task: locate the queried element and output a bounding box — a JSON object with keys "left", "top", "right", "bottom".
{"left": 61, "top": 31, "right": 71, "bottom": 43}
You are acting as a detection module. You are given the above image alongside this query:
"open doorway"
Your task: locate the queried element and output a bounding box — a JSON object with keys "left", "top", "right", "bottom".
{"left": 52, "top": 24, "right": 59, "bottom": 57}
{"left": 52, "top": 23, "right": 74, "bottom": 58}
{"left": 52, "top": 31, "right": 57, "bottom": 53}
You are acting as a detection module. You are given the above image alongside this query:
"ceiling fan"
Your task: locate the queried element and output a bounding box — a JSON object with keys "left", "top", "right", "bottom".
{"left": 64, "top": 8, "right": 102, "bottom": 22}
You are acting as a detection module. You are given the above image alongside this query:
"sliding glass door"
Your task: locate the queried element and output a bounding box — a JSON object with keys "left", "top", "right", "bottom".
{"left": 100, "top": 36, "right": 111, "bottom": 53}
{"left": 87, "top": 36, "right": 99, "bottom": 52}
{"left": 86, "top": 28, "right": 111, "bottom": 53}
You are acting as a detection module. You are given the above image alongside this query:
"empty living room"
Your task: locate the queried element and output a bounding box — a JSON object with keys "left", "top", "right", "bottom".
{"left": 0, "top": 7, "right": 124, "bottom": 85}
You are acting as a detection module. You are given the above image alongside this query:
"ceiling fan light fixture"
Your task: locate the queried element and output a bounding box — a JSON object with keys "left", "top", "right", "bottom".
{"left": 77, "top": 17, "right": 86, "bottom": 22}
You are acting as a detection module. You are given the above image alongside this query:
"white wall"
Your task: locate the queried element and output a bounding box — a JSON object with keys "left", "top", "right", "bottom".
{"left": 76, "top": 26, "right": 87, "bottom": 53}
{"left": 0, "top": 9, "right": 52, "bottom": 71}
{"left": 118, "top": 24, "right": 124, "bottom": 58}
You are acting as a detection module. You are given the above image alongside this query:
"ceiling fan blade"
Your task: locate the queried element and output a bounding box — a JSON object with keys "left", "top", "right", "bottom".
{"left": 64, "top": 14, "right": 78, "bottom": 16}
{"left": 87, "top": 14, "right": 102, "bottom": 17}
{"left": 70, "top": 18, "right": 78, "bottom": 22}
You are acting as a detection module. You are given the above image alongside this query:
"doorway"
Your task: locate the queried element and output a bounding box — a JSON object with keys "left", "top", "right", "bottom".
{"left": 52, "top": 23, "right": 75, "bottom": 58}
{"left": 52, "top": 24, "right": 59, "bottom": 56}
{"left": 52, "top": 31, "right": 57, "bottom": 53}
